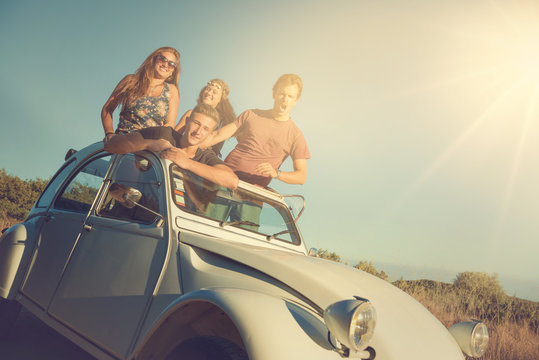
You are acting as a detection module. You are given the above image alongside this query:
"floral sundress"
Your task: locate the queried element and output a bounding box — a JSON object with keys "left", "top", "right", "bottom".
{"left": 117, "top": 82, "right": 171, "bottom": 133}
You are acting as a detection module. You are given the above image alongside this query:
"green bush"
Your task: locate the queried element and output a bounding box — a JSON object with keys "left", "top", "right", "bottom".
{"left": 0, "top": 169, "right": 47, "bottom": 223}
{"left": 354, "top": 260, "right": 388, "bottom": 280}
{"left": 313, "top": 250, "right": 389, "bottom": 281}
{"left": 314, "top": 249, "right": 341, "bottom": 263}
{"left": 453, "top": 272, "right": 506, "bottom": 321}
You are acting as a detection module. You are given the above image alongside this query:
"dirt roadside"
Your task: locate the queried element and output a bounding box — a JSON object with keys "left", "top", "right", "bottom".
{"left": 0, "top": 307, "right": 95, "bottom": 360}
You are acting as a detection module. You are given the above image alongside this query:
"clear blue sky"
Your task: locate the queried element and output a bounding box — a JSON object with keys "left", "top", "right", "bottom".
{"left": 1, "top": 0, "right": 538, "bottom": 300}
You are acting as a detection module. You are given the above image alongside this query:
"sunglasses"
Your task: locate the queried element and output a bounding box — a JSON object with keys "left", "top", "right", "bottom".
{"left": 156, "top": 54, "right": 177, "bottom": 69}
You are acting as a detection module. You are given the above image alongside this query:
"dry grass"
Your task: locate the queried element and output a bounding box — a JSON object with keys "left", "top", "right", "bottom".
{"left": 403, "top": 285, "right": 539, "bottom": 360}
{"left": 485, "top": 320, "right": 539, "bottom": 360}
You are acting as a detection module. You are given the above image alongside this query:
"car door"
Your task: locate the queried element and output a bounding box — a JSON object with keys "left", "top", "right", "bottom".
{"left": 21, "top": 153, "right": 113, "bottom": 309}
{"left": 48, "top": 153, "right": 169, "bottom": 359}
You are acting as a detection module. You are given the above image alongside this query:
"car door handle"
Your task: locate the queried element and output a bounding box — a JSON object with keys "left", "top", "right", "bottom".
{"left": 83, "top": 224, "right": 93, "bottom": 232}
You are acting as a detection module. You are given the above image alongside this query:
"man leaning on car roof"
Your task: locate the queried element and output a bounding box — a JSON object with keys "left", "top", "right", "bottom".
{"left": 104, "top": 103, "right": 238, "bottom": 190}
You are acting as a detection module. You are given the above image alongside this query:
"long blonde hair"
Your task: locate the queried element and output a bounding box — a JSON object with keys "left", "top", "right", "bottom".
{"left": 121, "top": 47, "right": 180, "bottom": 107}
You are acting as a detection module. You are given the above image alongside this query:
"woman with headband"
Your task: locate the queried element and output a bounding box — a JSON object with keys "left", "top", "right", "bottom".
{"left": 175, "top": 79, "right": 235, "bottom": 157}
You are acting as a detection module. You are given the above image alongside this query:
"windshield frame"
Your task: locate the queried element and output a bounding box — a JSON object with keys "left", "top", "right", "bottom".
{"left": 168, "top": 164, "right": 302, "bottom": 246}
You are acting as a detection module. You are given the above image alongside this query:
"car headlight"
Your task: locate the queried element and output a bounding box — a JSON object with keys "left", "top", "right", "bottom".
{"left": 449, "top": 321, "right": 489, "bottom": 358}
{"left": 323, "top": 298, "right": 377, "bottom": 352}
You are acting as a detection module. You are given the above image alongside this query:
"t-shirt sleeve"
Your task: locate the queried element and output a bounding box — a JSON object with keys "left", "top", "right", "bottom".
{"left": 290, "top": 129, "right": 311, "bottom": 160}
{"left": 234, "top": 109, "right": 250, "bottom": 129}
{"left": 198, "top": 149, "right": 226, "bottom": 167}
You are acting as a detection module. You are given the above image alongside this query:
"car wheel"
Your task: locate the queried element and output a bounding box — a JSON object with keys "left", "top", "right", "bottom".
{"left": 165, "top": 336, "right": 248, "bottom": 360}
{"left": 0, "top": 298, "right": 21, "bottom": 338}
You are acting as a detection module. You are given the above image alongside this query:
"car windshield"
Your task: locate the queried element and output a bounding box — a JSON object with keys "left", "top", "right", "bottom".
{"left": 170, "top": 165, "right": 300, "bottom": 245}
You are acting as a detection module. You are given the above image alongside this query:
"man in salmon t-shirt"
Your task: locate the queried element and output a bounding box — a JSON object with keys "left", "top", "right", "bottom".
{"left": 205, "top": 73, "right": 310, "bottom": 188}
{"left": 204, "top": 73, "right": 310, "bottom": 228}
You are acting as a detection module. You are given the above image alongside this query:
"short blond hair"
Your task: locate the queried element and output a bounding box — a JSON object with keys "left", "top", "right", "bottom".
{"left": 272, "top": 74, "right": 303, "bottom": 100}
{"left": 191, "top": 103, "right": 220, "bottom": 127}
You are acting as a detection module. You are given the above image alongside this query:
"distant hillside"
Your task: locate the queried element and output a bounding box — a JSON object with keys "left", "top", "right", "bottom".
{"left": 393, "top": 277, "right": 538, "bottom": 331}
{"left": 316, "top": 250, "right": 538, "bottom": 327}
{"left": 371, "top": 260, "right": 539, "bottom": 302}
{"left": 394, "top": 277, "right": 538, "bottom": 360}
{"left": 314, "top": 249, "right": 539, "bottom": 360}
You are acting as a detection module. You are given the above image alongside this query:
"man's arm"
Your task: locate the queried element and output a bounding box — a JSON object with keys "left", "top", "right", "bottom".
{"left": 200, "top": 122, "right": 239, "bottom": 148}
{"left": 255, "top": 158, "right": 308, "bottom": 185}
{"left": 104, "top": 132, "right": 172, "bottom": 154}
{"left": 160, "top": 148, "right": 239, "bottom": 189}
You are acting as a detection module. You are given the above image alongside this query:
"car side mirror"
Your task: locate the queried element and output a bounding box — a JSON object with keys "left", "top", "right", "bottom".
{"left": 108, "top": 183, "right": 142, "bottom": 208}
{"left": 108, "top": 183, "right": 164, "bottom": 227}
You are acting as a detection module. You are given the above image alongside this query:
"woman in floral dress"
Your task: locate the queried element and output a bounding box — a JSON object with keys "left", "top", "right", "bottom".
{"left": 101, "top": 47, "right": 180, "bottom": 142}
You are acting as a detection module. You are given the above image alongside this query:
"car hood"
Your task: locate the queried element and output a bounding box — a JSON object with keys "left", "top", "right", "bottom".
{"left": 180, "top": 235, "right": 464, "bottom": 359}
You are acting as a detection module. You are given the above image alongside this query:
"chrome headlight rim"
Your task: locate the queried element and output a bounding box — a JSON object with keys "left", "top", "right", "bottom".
{"left": 449, "top": 320, "right": 489, "bottom": 358}
{"left": 348, "top": 301, "right": 376, "bottom": 351}
{"left": 324, "top": 298, "right": 377, "bottom": 352}
{"left": 470, "top": 321, "right": 489, "bottom": 357}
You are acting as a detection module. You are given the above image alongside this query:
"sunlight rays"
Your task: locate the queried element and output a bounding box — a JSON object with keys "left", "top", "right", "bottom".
{"left": 370, "top": 63, "right": 515, "bottom": 106}
{"left": 491, "top": 83, "right": 538, "bottom": 240}
{"left": 388, "top": 74, "right": 530, "bottom": 213}
{"left": 383, "top": 0, "right": 539, "bottom": 214}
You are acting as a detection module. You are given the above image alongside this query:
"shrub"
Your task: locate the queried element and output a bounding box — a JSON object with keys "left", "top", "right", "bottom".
{"left": 0, "top": 169, "right": 47, "bottom": 224}
{"left": 314, "top": 249, "right": 341, "bottom": 263}
{"left": 354, "top": 260, "right": 388, "bottom": 280}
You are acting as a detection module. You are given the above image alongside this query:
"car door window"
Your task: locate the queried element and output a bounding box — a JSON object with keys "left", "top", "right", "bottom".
{"left": 54, "top": 155, "right": 112, "bottom": 213}
{"left": 98, "top": 154, "right": 162, "bottom": 224}
{"left": 36, "top": 158, "right": 77, "bottom": 208}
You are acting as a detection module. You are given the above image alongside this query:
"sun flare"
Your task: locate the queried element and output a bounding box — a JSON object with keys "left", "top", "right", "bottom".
{"left": 390, "top": 1, "right": 539, "bottom": 217}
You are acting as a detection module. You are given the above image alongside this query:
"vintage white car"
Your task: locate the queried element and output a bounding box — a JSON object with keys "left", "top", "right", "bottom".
{"left": 0, "top": 142, "right": 488, "bottom": 359}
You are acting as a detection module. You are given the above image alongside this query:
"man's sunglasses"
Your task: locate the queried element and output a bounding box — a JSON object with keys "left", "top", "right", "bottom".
{"left": 156, "top": 54, "right": 177, "bottom": 69}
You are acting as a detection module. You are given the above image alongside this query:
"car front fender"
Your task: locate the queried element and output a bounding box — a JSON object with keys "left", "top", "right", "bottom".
{"left": 0, "top": 222, "right": 38, "bottom": 299}
{"left": 133, "top": 288, "right": 340, "bottom": 360}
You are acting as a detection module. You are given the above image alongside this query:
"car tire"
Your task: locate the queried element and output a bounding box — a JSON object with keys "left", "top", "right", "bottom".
{"left": 0, "top": 298, "right": 21, "bottom": 338}
{"left": 165, "top": 336, "right": 248, "bottom": 360}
